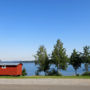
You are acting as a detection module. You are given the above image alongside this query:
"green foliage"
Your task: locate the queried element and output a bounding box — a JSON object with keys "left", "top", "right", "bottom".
{"left": 48, "top": 69, "right": 62, "bottom": 76}
{"left": 51, "top": 39, "right": 68, "bottom": 73}
{"left": 34, "top": 40, "right": 90, "bottom": 76}
{"left": 70, "top": 49, "right": 82, "bottom": 75}
{"left": 82, "top": 46, "right": 90, "bottom": 63}
{"left": 82, "top": 72, "right": 90, "bottom": 76}
{"left": 82, "top": 46, "right": 90, "bottom": 72}
{"left": 34, "top": 46, "right": 50, "bottom": 75}
{"left": 76, "top": 74, "right": 80, "bottom": 76}
{"left": 35, "top": 71, "right": 39, "bottom": 76}
{"left": 22, "top": 68, "right": 27, "bottom": 76}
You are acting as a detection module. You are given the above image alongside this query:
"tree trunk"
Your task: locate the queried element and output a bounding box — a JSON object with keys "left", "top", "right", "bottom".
{"left": 75, "top": 69, "right": 77, "bottom": 76}
{"left": 45, "top": 71, "right": 47, "bottom": 76}
{"left": 57, "top": 64, "right": 60, "bottom": 75}
{"left": 85, "top": 63, "right": 88, "bottom": 72}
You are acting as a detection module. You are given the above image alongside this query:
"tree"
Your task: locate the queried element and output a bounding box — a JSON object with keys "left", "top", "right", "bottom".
{"left": 22, "top": 68, "right": 27, "bottom": 76}
{"left": 51, "top": 39, "right": 68, "bottom": 74}
{"left": 34, "top": 46, "right": 50, "bottom": 75}
{"left": 82, "top": 46, "right": 90, "bottom": 72}
{"left": 70, "top": 49, "right": 82, "bottom": 75}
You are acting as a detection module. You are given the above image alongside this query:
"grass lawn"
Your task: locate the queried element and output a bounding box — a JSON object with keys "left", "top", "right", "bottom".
{"left": 0, "top": 76, "right": 90, "bottom": 79}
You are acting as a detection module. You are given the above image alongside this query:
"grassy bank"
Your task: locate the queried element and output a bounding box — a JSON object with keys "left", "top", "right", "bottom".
{"left": 0, "top": 76, "right": 90, "bottom": 79}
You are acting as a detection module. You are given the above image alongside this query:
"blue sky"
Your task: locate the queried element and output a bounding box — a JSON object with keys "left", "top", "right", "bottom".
{"left": 0, "top": 0, "right": 90, "bottom": 60}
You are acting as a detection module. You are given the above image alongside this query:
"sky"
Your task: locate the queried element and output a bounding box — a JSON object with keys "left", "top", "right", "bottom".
{"left": 0, "top": 0, "right": 90, "bottom": 61}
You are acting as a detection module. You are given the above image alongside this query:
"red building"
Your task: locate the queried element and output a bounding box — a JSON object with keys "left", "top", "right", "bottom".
{"left": 0, "top": 63, "right": 22, "bottom": 76}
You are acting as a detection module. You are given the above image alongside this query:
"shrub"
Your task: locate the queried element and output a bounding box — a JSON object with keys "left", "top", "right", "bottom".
{"left": 48, "top": 69, "right": 62, "bottom": 76}
{"left": 76, "top": 74, "right": 80, "bottom": 76}
{"left": 82, "top": 72, "right": 90, "bottom": 76}
{"left": 35, "top": 71, "right": 39, "bottom": 76}
{"left": 22, "top": 68, "right": 27, "bottom": 76}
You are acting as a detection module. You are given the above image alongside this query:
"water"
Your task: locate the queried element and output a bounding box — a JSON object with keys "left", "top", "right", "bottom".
{"left": 22, "top": 62, "right": 86, "bottom": 76}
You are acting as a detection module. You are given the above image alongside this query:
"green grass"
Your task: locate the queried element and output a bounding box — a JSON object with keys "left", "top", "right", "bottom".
{"left": 0, "top": 76, "right": 90, "bottom": 79}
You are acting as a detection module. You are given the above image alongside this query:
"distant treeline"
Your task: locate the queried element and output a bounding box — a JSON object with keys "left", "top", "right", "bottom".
{"left": 21, "top": 61, "right": 35, "bottom": 63}
{"left": 0, "top": 60, "right": 35, "bottom": 63}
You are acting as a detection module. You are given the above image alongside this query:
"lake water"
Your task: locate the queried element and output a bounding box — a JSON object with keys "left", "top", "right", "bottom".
{"left": 22, "top": 62, "right": 86, "bottom": 76}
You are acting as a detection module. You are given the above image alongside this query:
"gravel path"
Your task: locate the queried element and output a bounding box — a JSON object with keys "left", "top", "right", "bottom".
{"left": 0, "top": 79, "right": 90, "bottom": 86}
{"left": 0, "top": 85, "right": 90, "bottom": 90}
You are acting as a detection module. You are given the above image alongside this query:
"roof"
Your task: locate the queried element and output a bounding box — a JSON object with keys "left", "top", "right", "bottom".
{"left": 0, "top": 63, "right": 22, "bottom": 66}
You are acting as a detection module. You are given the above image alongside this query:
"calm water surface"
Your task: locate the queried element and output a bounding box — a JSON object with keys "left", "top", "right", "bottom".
{"left": 22, "top": 62, "right": 85, "bottom": 76}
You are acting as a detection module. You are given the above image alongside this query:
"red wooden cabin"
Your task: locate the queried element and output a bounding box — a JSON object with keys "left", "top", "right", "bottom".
{"left": 0, "top": 63, "right": 22, "bottom": 76}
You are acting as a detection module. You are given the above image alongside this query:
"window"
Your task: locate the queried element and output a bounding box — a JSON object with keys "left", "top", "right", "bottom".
{"left": 2, "top": 65, "right": 6, "bottom": 69}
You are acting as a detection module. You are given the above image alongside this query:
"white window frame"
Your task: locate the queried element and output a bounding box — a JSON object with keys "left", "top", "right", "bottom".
{"left": 2, "top": 65, "right": 6, "bottom": 69}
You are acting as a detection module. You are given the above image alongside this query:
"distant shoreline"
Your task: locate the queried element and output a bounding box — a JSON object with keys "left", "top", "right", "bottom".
{"left": 0, "top": 60, "right": 35, "bottom": 63}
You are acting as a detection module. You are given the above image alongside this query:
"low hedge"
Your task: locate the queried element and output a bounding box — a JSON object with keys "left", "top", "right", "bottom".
{"left": 82, "top": 72, "right": 90, "bottom": 76}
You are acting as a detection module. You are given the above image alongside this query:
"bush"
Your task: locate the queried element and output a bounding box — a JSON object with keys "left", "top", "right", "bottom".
{"left": 22, "top": 68, "right": 27, "bottom": 76}
{"left": 48, "top": 69, "right": 62, "bottom": 76}
{"left": 35, "top": 71, "right": 39, "bottom": 76}
{"left": 76, "top": 74, "right": 80, "bottom": 76}
{"left": 82, "top": 72, "right": 90, "bottom": 76}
